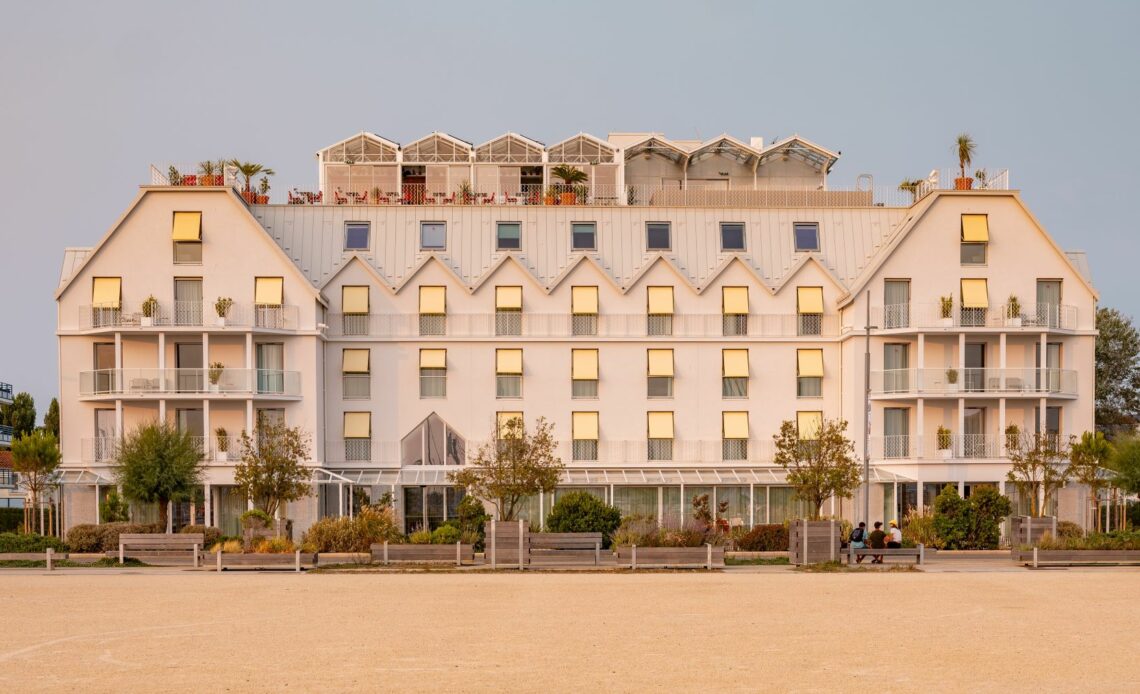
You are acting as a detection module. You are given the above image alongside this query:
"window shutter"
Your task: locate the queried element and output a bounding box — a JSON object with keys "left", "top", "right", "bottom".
{"left": 961, "top": 214, "right": 989, "bottom": 242}
{"left": 571, "top": 286, "right": 598, "bottom": 315}
{"left": 419, "top": 286, "right": 446, "bottom": 314}
{"left": 572, "top": 349, "right": 598, "bottom": 380}
{"left": 92, "top": 277, "right": 122, "bottom": 308}
{"left": 497, "top": 411, "right": 523, "bottom": 438}
{"left": 647, "top": 349, "right": 674, "bottom": 377}
{"left": 647, "top": 412, "right": 674, "bottom": 439}
{"left": 797, "top": 411, "right": 822, "bottom": 440}
{"left": 172, "top": 211, "right": 202, "bottom": 241}
{"left": 419, "top": 349, "right": 446, "bottom": 369}
{"left": 572, "top": 412, "right": 599, "bottom": 440}
{"left": 496, "top": 349, "right": 523, "bottom": 375}
{"left": 961, "top": 279, "right": 989, "bottom": 308}
{"left": 722, "top": 412, "right": 749, "bottom": 439}
{"left": 496, "top": 286, "right": 522, "bottom": 310}
{"left": 647, "top": 286, "right": 674, "bottom": 314}
{"left": 797, "top": 349, "right": 824, "bottom": 378}
{"left": 342, "top": 286, "right": 369, "bottom": 314}
{"left": 254, "top": 277, "right": 283, "bottom": 306}
{"left": 722, "top": 286, "right": 748, "bottom": 315}
{"left": 343, "top": 412, "right": 371, "bottom": 438}
{"left": 342, "top": 349, "right": 370, "bottom": 373}
{"left": 722, "top": 349, "right": 749, "bottom": 378}
{"left": 797, "top": 286, "right": 823, "bottom": 314}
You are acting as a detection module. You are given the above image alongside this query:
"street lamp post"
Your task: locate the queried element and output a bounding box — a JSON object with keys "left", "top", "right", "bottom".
{"left": 863, "top": 291, "right": 876, "bottom": 526}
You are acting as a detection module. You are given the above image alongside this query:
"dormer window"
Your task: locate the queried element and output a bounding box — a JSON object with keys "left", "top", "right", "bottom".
{"left": 794, "top": 222, "right": 819, "bottom": 252}
{"left": 172, "top": 211, "right": 202, "bottom": 264}
{"left": 344, "top": 222, "right": 370, "bottom": 251}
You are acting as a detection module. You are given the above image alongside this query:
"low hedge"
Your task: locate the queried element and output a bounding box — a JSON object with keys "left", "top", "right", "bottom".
{"left": 1033, "top": 530, "right": 1140, "bottom": 551}
{"left": 733, "top": 524, "right": 789, "bottom": 552}
{"left": 65, "top": 523, "right": 163, "bottom": 553}
{"left": 0, "top": 508, "right": 25, "bottom": 533}
{"left": 0, "top": 533, "right": 68, "bottom": 553}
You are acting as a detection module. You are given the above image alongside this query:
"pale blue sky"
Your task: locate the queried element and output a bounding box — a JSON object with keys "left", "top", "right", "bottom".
{"left": 1, "top": 0, "right": 1137, "bottom": 417}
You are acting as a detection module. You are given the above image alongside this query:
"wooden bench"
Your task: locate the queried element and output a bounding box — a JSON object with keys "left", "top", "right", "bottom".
{"left": 370, "top": 542, "right": 475, "bottom": 566}
{"left": 119, "top": 534, "right": 204, "bottom": 567}
{"left": 529, "top": 533, "right": 605, "bottom": 566}
{"left": 846, "top": 544, "right": 925, "bottom": 565}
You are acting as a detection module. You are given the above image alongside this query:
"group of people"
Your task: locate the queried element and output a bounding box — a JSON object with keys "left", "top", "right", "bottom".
{"left": 848, "top": 520, "right": 902, "bottom": 564}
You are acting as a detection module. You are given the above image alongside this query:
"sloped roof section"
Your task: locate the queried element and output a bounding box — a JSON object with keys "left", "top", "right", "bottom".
{"left": 59, "top": 248, "right": 92, "bottom": 288}
{"left": 319, "top": 132, "right": 399, "bottom": 163}
{"left": 1065, "top": 251, "right": 1092, "bottom": 286}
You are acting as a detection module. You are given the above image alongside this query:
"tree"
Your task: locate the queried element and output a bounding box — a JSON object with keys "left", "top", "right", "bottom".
{"left": 43, "top": 398, "right": 60, "bottom": 439}
{"left": 931, "top": 484, "right": 1011, "bottom": 549}
{"left": 954, "top": 133, "right": 976, "bottom": 180}
{"left": 229, "top": 160, "right": 275, "bottom": 194}
{"left": 448, "top": 416, "right": 564, "bottom": 521}
{"left": 1095, "top": 307, "right": 1140, "bottom": 437}
{"left": 772, "top": 418, "right": 861, "bottom": 520}
{"left": 1, "top": 392, "right": 36, "bottom": 440}
{"left": 1107, "top": 437, "right": 1140, "bottom": 531}
{"left": 234, "top": 421, "right": 312, "bottom": 521}
{"left": 99, "top": 488, "right": 129, "bottom": 523}
{"left": 112, "top": 422, "right": 203, "bottom": 531}
{"left": 10, "top": 430, "right": 61, "bottom": 534}
{"left": 545, "top": 491, "right": 622, "bottom": 547}
{"left": 1069, "top": 431, "right": 1114, "bottom": 531}
{"left": 1006, "top": 432, "right": 1070, "bottom": 517}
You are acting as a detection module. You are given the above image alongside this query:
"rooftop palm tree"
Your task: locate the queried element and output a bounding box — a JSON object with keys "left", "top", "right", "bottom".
{"left": 954, "top": 134, "right": 976, "bottom": 181}
{"left": 550, "top": 164, "right": 588, "bottom": 186}
{"left": 229, "top": 160, "right": 276, "bottom": 194}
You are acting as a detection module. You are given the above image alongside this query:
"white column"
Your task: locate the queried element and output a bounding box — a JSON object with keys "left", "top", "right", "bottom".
{"left": 958, "top": 480, "right": 965, "bottom": 497}
{"left": 204, "top": 483, "right": 213, "bottom": 527}
{"left": 203, "top": 400, "right": 211, "bottom": 461}
{"left": 958, "top": 332, "right": 965, "bottom": 371}
{"left": 94, "top": 483, "right": 101, "bottom": 525}
{"left": 114, "top": 332, "right": 122, "bottom": 368}
{"left": 916, "top": 398, "right": 925, "bottom": 457}
{"left": 1039, "top": 397, "right": 1047, "bottom": 437}
{"left": 958, "top": 397, "right": 965, "bottom": 458}
{"left": 999, "top": 398, "right": 1007, "bottom": 456}
{"left": 158, "top": 333, "right": 166, "bottom": 392}
{"left": 916, "top": 333, "right": 925, "bottom": 369}
{"left": 159, "top": 399, "right": 166, "bottom": 423}
{"left": 115, "top": 400, "right": 123, "bottom": 438}
{"left": 246, "top": 400, "right": 254, "bottom": 435}
{"left": 748, "top": 483, "right": 754, "bottom": 527}
{"left": 246, "top": 333, "right": 254, "bottom": 370}
{"left": 999, "top": 333, "right": 1007, "bottom": 390}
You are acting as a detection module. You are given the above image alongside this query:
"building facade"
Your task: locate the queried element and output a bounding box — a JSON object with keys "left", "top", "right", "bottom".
{"left": 54, "top": 131, "right": 1097, "bottom": 535}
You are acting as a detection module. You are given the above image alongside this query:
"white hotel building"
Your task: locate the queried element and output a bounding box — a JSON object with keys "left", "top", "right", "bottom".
{"left": 54, "top": 131, "right": 1096, "bottom": 535}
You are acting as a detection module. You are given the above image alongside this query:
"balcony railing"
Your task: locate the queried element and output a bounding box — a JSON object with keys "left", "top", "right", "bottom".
{"left": 869, "top": 434, "right": 1006, "bottom": 459}
{"left": 325, "top": 312, "right": 839, "bottom": 339}
{"left": 871, "top": 368, "right": 1077, "bottom": 396}
{"left": 78, "top": 303, "right": 300, "bottom": 331}
{"left": 914, "top": 168, "right": 1010, "bottom": 200}
{"left": 149, "top": 163, "right": 241, "bottom": 193}
{"left": 78, "top": 368, "right": 302, "bottom": 397}
{"left": 0, "top": 381, "right": 12, "bottom": 403}
{"left": 872, "top": 303, "right": 1078, "bottom": 331}
{"left": 0, "top": 424, "right": 12, "bottom": 446}
{"left": 83, "top": 435, "right": 246, "bottom": 463}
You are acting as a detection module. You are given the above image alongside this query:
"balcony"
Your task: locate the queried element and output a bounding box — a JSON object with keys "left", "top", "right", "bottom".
{"left": 78, "top": 369, "right": 302, "bottom": 398}
{"left": 870, "top": 434, "right": 1005, "bottom": 460}
{"left": 0, "top": 381, "right": 11, "bottom": 404}
{"left": 326, "top": 312, "right": 840, "bottom": 339}
{"left": 78, "top": 303, "right": 300, "bottom": 331}
{"left": 0, "top": 424, "right": 12, "bottom": 447}
{"left": 870, "top": 368, "right": 1077, "bottom": 397}
{"left": 82, "top": 435, "right": 246, "bottom": 463}
{"left": 871, "top": 303, "right": 1079, "bottom": 332}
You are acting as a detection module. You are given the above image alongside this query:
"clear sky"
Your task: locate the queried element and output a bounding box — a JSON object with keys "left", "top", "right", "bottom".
{"left": 1, "top": 0, "right": 1137, "bottom": 418}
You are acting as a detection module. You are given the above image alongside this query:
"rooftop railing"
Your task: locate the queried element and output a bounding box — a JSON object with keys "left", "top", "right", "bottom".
{"left": 871, "top": 303, "right": 1079, "bottom": 331}
{"left": 870, "top": 367, "right": 1077, "bottom": 397}
{"left": 78, "top": 302, "right": 300, "bottom": 331}
{"left": 78, "top": 368, "right": 302, "bottom": 398}
{"left": 149, "top": 163, "right": 243, "bottom": 194}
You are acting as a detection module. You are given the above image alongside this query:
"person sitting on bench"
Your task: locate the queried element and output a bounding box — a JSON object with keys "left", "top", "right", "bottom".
{"left": 887, "top": 520, "right": 903, "bottom": 550}
{"left": 850, "top": 522, "right": 868, "bottom": 563}
{"left": 867, "top": 521, "right": 887, "bottom": 564}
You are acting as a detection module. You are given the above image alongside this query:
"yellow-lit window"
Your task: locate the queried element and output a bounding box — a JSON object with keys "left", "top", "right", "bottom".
{"left": 797, "top": 411, "right": 823, "bottom": 440}
{"left": 419, "top": 286, "right": 446, "bottom": 335}
{"left": 722, "top": 348, "right": 748, "bottom": 398}
{"left": 722, "top": 286, "right": 748, "bottom": 336}
{"left": 572, "top": 349, "right": 599, "bottom": 398}
{"left": 647, "top": 348, "right": 674, "bottom": 398}
{"left": 647, "top": 411, "right": 674, "bottom": 461}
{"left": 797, "top": 349, "right": 824, "bottom": 397}
{"left": 419, "top": 349, "right": 446, "bottom": 398}
{"left": 496, "top": 348, "right": 523, "bottom": 398}
{"left": 797, "top": 286, "right": 823, "bottom": 336}
{"left": 342, "top": 348, "right": 370, "bottom": 399}
{"left": 571, "top": 286, "right": 598, "bottom": 336}
{"left": 722, "top": 411, "right": 749, "bottom": 461}
{"left": 572, "top": 411, "right": 599, "bottom": 461}
{"left": 647, "top": 286, "right": 674, "bottom": 336}
{"left": 496, "top": 286, "right": 522, "bottom": 336}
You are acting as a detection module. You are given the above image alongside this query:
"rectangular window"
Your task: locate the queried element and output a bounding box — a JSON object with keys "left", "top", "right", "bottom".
{"left": 572, "top": 412, "right": 599, "bottom": 461}
{"left": 342, "top": 285, "right": 370, "bottom": 335}
{"left": 420, "top": 222, "right": 446, "bottom": 250}
{"left": 496, "top": 222, "right": 521, "bottom": 250}
{"left": 647, "top": 286, "right": 674, "bottom": 336}
{"left": 253, "top": 277, "right": 284, "bottom": 329}
{"left": 344, "top": 222, "right": 370, "bottom": 250}
{"left": 343, "top": 412, "right": 372, "bottom": 461}
{"left": 960, "top": 278, "right": 989, "bottom": 327}
{"left": 419, "top": 349, "right": 446, "bottom": 398}
{"left": 796, "top": 286, "right": 823, "bottom": 336}
{"left": 419, "top": 286, "right": 446, "bottom": 335}
{"left": 961, "top": 243, "right": 987, "bottom": 265}
{"left": 173, "top": 278, "right": 202, "bottom": 326}
{"left": 797, "top": 349, "right": 824, "bottom": 398}
{"left": 571, "top": 222, "right": 596, "bottom": 251}
{"left": 572, "top": 349, "right": 599, "bottom": 399}
{"left": 646, "top": 222, "right": 671, "bottom": 251}
{"left": 720, "top": 223, "right": 745, "bottom": 251}
{"left": 342, "top": 348, "right": 370, "bottom": 399}
{"left": 797, "top": 411, "right": 823, "bottom": 440}
{"left": 722, "top": 286, "right": 749, "bottom": 336}
{"left": 647, "top": 411, "right": 674, "bottom": 461}
{"left": 884, "top": 408, "right": 910, "bottom": 458}
{"left": 495, "top": 286, "right": 522, "bottom": 336}
{"left": 722, "top": 348, "right": 749, "bottom": 398}
{"left": 91, "top": 277, "right": 122, "bottom": 327}
{"left": 571, "top": 286, "right": 598, "bottom": 336}
{"left": 961, "top": 214, "right": 988, "bottom": 265}
{"left": 794, "top": 222, "right": 820, "bottom": 252}
{"left": 722, "top": 411, "right": 749, "bottom": 461}
{"left": 173, "top": 242, "right": 202, "bottom": 264}
{"left": 647, "top": 348, "right": 674, "bottom": 398}
{"left": 883, "top": 279, "right": 911, "bottom": 329}
{"left": 172, "top": 212, "right": 202, "bottom": 263}
{"left": 496, "top": 349, "right": 523, "bottom": 398}
{"left": 1036, "top": 279, "right": 1062, "bottom": 328}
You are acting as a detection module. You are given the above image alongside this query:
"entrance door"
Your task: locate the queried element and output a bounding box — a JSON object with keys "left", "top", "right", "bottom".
{"left": 884, "top": 343, "right": 910, "bottom": 393}
{"left": 256, "top": 343, "right": 284, "bottom": 394}
{"left": 176, "top": 343, "right": 203, "bottom": 393}
{"left": 94, "top": 343, "right": 116, "bottom": 394}
{"left": 94, "top": 409, "right": 116, "bottom": 461}
{"left": 174, "top": 278, "right": 203, "bottom": 326}
{"left": 963, "top": 407, "right": 986, "bottom": 457}
{"left": 1036, "top": 280, "right": 1062, "bottom": 328}
{"left": 964, "top": 343, "right": 986, "bottom": 392}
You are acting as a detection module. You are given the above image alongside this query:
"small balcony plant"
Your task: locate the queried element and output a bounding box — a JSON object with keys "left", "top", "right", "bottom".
{"left": 141, "top": 295, "right": 159, "bottom": 327}
{"left": 945, "top": 367, "right": 959, "bottom": 392}
{"left": 216, "top": 427, "right": 230, "bottom": 461}
{"left": 215, "top": 296, "right": 233, "bottom": 327}
{"left": 954, "top": 133, "right": 976, "bottom": 190}
{"left": 937, "top": 425, "right": 952, "bottom": 458}
{"left": 208, "top": 362, "right": 225, "bottom": 392}
{"left": 1004, "top": 423, "right": 1021, "bottom": 453}
{"left": 1006, "top": 294, "right": 1022, "bottom": 327}
{"left": 167, "top": 165, "right": 183, "bottom": 186}
{"left": 458, "top": 179, "right": 473, "bottom": 205}
{"left": 256, "top": 176, "right": 271, "bottom": 204}
{"left": 230, "top": 160, "right": 275, "bottom": 203}
{"left": 939, "top": 295, "right": 954, "bottom": 327}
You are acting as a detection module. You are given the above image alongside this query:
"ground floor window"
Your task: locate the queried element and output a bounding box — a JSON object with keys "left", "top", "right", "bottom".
{"left": 402, "top": 485, "right": 465, "bottom": 533}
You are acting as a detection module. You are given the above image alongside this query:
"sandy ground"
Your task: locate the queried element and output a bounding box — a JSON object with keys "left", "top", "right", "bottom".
{"left": 0, "top": 568, "right": 1136, "bottom": 693}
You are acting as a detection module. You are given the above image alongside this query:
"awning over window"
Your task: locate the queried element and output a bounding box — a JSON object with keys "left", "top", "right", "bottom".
{"left": 342, "top": 349, "right": 370, "bottom": 373}
{"left": 797, "top": 349, "right": 824, "bottom": 378}
{"left": 797, "top": 411, "right": 822, "bottom": 440}
{"left": 496, "top": 286, "right": 522, "bottom": 310}
{"left": 497, "top": 411, "right": 523, "bottom": 438}
{"left": 961, "top": 279, "right": 989, "bottom": 308}
{"left": 92, "top": 277, "right": 121, "bottom": 309}
{"left": 573, "top": 411, "right": 599, "bottom": 440}
{"left": 647, "top": 411, "right": 674, "bottom": 439}
{"left": 722, "top": 286, "right": 748, "bottom": 315}
{"left": 419, "top": 349, "right": 446, "bottom": 369}
{"left": 647, "top": 349, "right": 674, "bottom": 377}
{"left": 254, "top": 277, "right": 283, "bottom": 306}
{"left": 797, "top": 286, "right": 823, "bottom": 314}
{"left": 723, "top": 412, "right": 749, "bottom": 439}
{"left": 419, "top": 286, "right": 445, "bottom": 314}
{"left": 572, "top": 349, "right": 598, "bottom": 380}
{"left": 343, "top": 412, "right": 371, "bottom": 438}
{"left": 572, "top": 286, "right": 598, "bottom": 315}
{"left": 496, "top": 349, "right": 522, "bottom": 375}
{"left": 722, "top": 349, "right": 749, "bottom": 378}
{"left": 342, "top": 286, "right": 369, "bottom": 314}
{"left": 172, "top": 211, "right": 202, "bottom": 241}
{"left": 648, "top": 286, "right": 674, "bottom": 314}
{"left": 961, "top": 214, "right": 989, "bottom": 242}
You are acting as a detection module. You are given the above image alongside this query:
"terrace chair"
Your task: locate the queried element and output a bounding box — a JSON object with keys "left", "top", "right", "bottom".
{"left": 481, "top": 192, "right": 496, "bottom": 205}
{"left": 334, "top": 190, "right": 349, "bottom": 205}
{"left": 504, "top": 191, "right": 519, "bottom": 204}
{"left": 440, "top": 192, "right": 455, "bottom": 204}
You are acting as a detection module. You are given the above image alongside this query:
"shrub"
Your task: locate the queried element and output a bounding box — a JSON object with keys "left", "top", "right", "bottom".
{"left": 299, "top": 507, "right": 402, "bottom": 553}
{"left": 66, "top": 522, "right": 164, "bottom": 553}
{"left": 180, "top": 525, "right": 221, "bottom": 548}
{"left": 610, "top": 515, "right": 727, "bottom": 547}
{"left": 0, "top": 533, "right": 68, "bottom": 553}
{"left": 65, "top": 524, "right": 105, "bottom": 553}
{"left": 0, "top": 508, "right": 26, "bottom": 532}
{"left": 240, "top": 509, "right": 273, "bottom": 529}
{"left": 455, "top": 496, "right": 490, "bottom": 550}
{"left": 545, "top": 491, "right": 623, "bottom": 548}
{"left": 408, "top": 528, "right": 433, "bottom": 544}
{"left": 1056, "top": 520, "right": 1083, "bottom": 539}
{"left": 254, "top": 536, "right": 296, "bottom": 553}
{"left": 430, "top": 525, "right": 461, "bottom": 545}
{"left": 733, "top": 524, "right": 789, "bottom": 551}
{"left": 1034, "top": 530, "right": 1140, "bottom": 551}
{"left": 928, "top": 485, "right": 1011, "bottom": 550}
{"left": 209, "top": 539, "right": 244, "bottom": 553}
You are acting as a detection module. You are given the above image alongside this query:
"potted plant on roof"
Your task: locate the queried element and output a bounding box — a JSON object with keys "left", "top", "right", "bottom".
{"left": 256, "top": 176, "right": 271, "bottom": 204}
{"left": 230, "top": 160, "right": 275, "bottom": 204}
{"left": 141, "top": 295, "right": 159, "bottom": 327}
{"left": 937, "top": 425, "right": 952, "bottom": 459}
{"left": 198, "top": 160, "right": 222, "bottom": 186}
{"left": 551, "top": 164, "right": 588, "bottom": 205}
{"left": 898, "top": 178, "right": 922, "bottom": 203}
{"left": 974, "top": 168, "right": 988, "bottom": 190}
{"left": 208, "top": 362, "right": 225, "bottom": 393}
{"left": 954, "top": 134, "right": 976, "bottom": 190}
{"left": 939, "top": 295, "right": 954, "bottom": 328}
{"left": 215, "top": 427, "right": 230, "bottom": 462}
{"left": 167, "top": 165, "right": 183, "bottom": 187}
{"left": 458, "top": 179, "right": 474, "bottom": 205}
{"left": 1005, "top": 293, "right": 1022, "bottom": 327}
{"left": 215, "top": 296, "right": 233, "bottom": 327}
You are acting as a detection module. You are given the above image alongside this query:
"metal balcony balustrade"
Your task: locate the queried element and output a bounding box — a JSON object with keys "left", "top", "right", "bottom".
{"left": 0, "top": 424, "right": 12, "bottom": 446}
{"left": 78, "top": 368, "right": 302, "bottom": 397}
{"left": 870, "top": 434, "right": 1005, "bottom": 460}
{"left": 871, "top": 302, "right": 1078, "bottom": 331}
{"left": 79, "top": 302, "right": 300, "bottom": 331}
{"left": 870, "top": 368, "right": 1077, "bottom": 396}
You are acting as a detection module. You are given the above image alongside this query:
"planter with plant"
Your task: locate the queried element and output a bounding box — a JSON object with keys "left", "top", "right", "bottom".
{"left": 167, "top": 166, "right": 183, "bottom": 187}
{"left": 215, "top": 296, "right": 233, "bottom": 327}
{"left": 255, "top": 176, "right": 271, "bottom": 204}
{"left": 939, "top": 295, "right": 954, "bottom": 327}
{"left": 141, "top": 295, "right": 159, "bottom": 327}
{"left": 208, "top": 362, "right": 225, "bottom": 393}
{"left": 1004, "top": 423, "right": 1021, "bottom": 454}
{"left": 954, "top": 134, "right": 976, "bottom": 190}
{"left": 1005, "top": 294, "right": 1022, "bottom": 327}
{"left": 230, "top": 160, "right": 275, "bottom": 204}
{"left": 542, "top": 186, "right": 559, "bottom": 205}
{"left": 215, "top": 427, "right": 230, "bottom": 462}
{"left": 937, "top": 425, "right": 952, "bottom": 458}
{"left": 945, "top": 367, "right": 959, "bottom": 393}
{"left": 198, "top": 160, "right": 224, "bottom": 187}
{"left": 458, "top": 179, "right": 474, "bottom": 205}
{"left": 551, "top": 164, "right": 588, "bottom": 205}
{"left": 974, "top": 168, "right": 988, "bottom": 190}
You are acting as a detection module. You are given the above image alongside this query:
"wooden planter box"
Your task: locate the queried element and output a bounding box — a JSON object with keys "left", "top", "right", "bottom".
{"left": 1013, "top": 549, "right": 1140, "bottom": 566}
{"left": 788, "top": 520, "right": 843, "bottom": 565}
{"left": 615, "top": 545, "right": 724, "bottom": 569}
{"left": 1009, "top": 516, "right": 1057, "bottom": 548}
{"left": 0, "top": 552, "right": 68, "bottom": 561}
{"left": 213, "top": 552, "right": 316, "bottom": 570}
{"left": 370, "top": 543, "right": 475, "bottom": 565}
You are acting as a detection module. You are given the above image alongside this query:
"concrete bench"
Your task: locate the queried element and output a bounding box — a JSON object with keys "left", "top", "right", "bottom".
{"left": 119, "top": 533, "right": 204, "bottom": 566}
{"left": 846, "top": 544, "right": 925, "bottom": 565}
{"left": 530, "top": 533, "right": 604, "bottom": 566}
